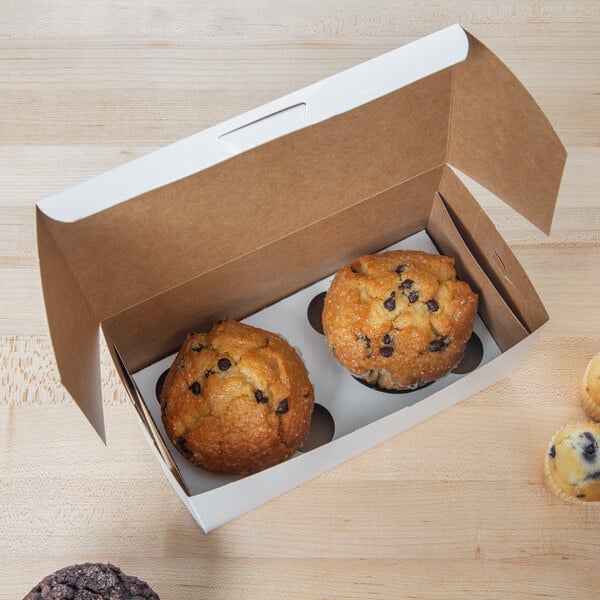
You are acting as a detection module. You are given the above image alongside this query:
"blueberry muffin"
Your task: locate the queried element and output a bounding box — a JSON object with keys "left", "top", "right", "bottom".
{"left": 160, "top": 319, "right": 314, "bottom": 475}
{"left": 322, "top": 250, "right": 478, "bottom": 390}
{"left": 544, "top": 422, "right": 600, "bottom": 502}
{"left": 581, "top": 352, "right": 600, "bottom": 421}
{"left": 23, "top": 563, "right": 159, "bottom": 599}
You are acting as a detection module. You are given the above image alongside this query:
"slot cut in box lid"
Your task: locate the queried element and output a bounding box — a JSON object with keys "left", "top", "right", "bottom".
{"left": 36, "top": 25, "right": 566, "bottom": 442}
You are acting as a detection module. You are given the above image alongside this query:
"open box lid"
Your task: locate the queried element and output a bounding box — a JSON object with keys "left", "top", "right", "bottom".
{"left": 36, "top": 25, "right": 566, "bottom": 438}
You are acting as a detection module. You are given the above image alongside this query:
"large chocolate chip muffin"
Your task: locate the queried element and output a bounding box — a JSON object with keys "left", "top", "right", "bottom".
{"left": 322, "top": 250, "right": 478, "bottom": 390}
{"left": 160, "top": 319, "right": 314, "bottom": 475}
{"left": 23, "top": 563, "right": 159, "bottom": 600}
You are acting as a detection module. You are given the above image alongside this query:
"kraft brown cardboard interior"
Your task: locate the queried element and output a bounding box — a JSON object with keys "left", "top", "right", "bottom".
{"left": 450, "top": 34, "right": 565, "bottom": 235}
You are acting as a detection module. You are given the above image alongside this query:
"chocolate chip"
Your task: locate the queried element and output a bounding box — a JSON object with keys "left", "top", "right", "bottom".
{"left": 188, "top": 381, "right": 201, "bottom": 395}
{"left": 191, "top": 344, "right": 204, "bottom": 352}
{"left": 400, "top": 278, "right": 413, "bottom": 289}
{"left": 255, "top": 389, "right": 268, "bottom": 403}
{"left": 396, "top": 265, "right": 407, "bottom": 274}
{"left": 383, "top": 297, "right": 396, "bottom": 311}
{"left": 585, "top": 470, "right": 600, "bottom": 481}
{"left": 357, "top": 334, "right": 371, "bottom": 348}
{"left": 549, "top": 445, "right": 556, "bottom": 459}
{"left": 429, "top": 338, "right": 447, "bottom": 352}
{"left": 176, "top": 435, "right": 190, "bottom": 455}
{"left": 577, "top": 493, "right": 586, "bottom": 498}
{"left": 408, "top": 291, "right": 419, "bottom": 303}
{"left": 383, "top": 333, "right": 392, "bottom": 345}
{"left": 276, "top": 399, "right": 289, "bottom": 414}
{"left": 380, "top": 346, "right": 394, "bottom": 357}
{"left": 427, "top": 299, "right": 439, "bottom": 312}
{"left": 218, "top": 358, "right": 231, "bottom": 371}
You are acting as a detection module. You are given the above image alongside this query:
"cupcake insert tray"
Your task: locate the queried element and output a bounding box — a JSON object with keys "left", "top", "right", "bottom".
{"left": 131, "top": 230, "right": 501, "bottom": 528}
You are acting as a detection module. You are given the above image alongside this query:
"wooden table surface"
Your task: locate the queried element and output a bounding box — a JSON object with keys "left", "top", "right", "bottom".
{"left": 1, "top": 2, "right": 599, "bottom": 598}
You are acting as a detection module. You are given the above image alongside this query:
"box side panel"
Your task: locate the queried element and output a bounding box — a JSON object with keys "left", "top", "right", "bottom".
{"left": 36, "top": 209, "right": 105, "bottom": 439}
{"left": 102, "top": 167, "right": 445, "bottom": 373}
{"left": 427, "top": 194, "right": 528, "bottom": 351}
{"left": 103, "top": 336, "right": 190, "bottom": 494}
{"left": 44, "top": 70, "right": 453, "bottom": 322}
{"left": 136, "top": 420, "right": 202, "bottom": 523}
{"left": 449, "top": 33, "right": 566, "bottom": 234}
{"left": 439, "top": 167, "right": 548, "bottom": 333}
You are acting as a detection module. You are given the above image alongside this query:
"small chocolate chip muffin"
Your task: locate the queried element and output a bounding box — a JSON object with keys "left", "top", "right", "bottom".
{"left": 160, "top": 319, "right": 314, "bottom": 475}
{"left": 581, "top": 352, "right": 600, "bottom": 421}
{"left": 322, "top": 250, "right": 478, "bottom": 390}
{"left": 544, "top": 422, "right": 600, "bottom": 503}
{"left": 23, "top": 563, "right": 159, "bottom": 600}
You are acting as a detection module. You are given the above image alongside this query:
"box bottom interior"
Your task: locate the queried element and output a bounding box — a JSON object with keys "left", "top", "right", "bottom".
{"left": 132, "top": 230, "right": 502, "bottom": 497}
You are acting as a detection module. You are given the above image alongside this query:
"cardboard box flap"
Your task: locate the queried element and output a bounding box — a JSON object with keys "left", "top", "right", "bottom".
{"left": 449, "top": 33, "right": 566, "bottom": 235}
{"left": 38, "top": 66, "right": 454, "bottom": 322}
{"left": 37, "top": 25, "right": 468, "bottom": 224}
{"left": 36, "top": 209, "right": 106, "bottom": 439}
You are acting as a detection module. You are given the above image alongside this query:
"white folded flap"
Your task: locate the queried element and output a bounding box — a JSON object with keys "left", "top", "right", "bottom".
{"left": 37, "top": 24, "right": 469, "bottom": 223}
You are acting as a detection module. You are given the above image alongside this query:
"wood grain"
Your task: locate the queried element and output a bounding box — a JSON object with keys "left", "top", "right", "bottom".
{"left": 1, "top": 2, "right": 599, "bottom": 598}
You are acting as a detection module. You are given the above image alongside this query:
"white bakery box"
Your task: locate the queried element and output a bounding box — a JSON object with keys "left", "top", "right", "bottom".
{"left": 36, "top": 25, "right": 566, "bottom": 532}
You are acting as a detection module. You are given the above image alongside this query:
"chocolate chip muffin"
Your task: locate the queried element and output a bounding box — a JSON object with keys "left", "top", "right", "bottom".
{"left": 160, "top": 319, "right": 314, "bottom": 475}
{"left": 581, "top": 352, "right": 600, "bottom": 421}
{"left": 544, "top": 422, "right": 600, "bottom": 503}
{"left": 322, "top": 250, "right": 478, "bottom": 390}
{"left": 23, "top": 563, "right": 159, "bottom": 600}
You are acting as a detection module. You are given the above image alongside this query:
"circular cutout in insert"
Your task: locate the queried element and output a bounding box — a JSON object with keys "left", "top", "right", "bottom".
{"left": 155, "top": 368, "right": 170, "bottom": 402}
{"left": 298, "top": 403, "right": 335, "bottom": 452}
{"left": 307, "top": 291, "right": 327, "bottom": 335}
{"left": 451, "top": 332, "right": 484, "bottom": 374}
{"left": 352, "top": 376, "right": 434, "bottom": 394}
